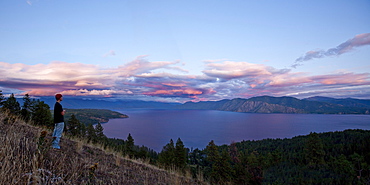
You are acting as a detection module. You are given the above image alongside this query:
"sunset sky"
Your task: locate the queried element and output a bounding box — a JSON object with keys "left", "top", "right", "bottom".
{"left": 1, "top": 0, "right": 370, "bottom": 102}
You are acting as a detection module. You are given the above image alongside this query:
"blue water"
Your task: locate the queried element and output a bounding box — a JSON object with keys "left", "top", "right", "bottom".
{"left": 102, "top": 109, "right": 370, "bottom": 152}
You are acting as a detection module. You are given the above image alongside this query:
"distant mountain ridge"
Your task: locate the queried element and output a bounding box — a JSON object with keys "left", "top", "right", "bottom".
{"left": 16, "top": 96, "right": 370, "bottom": 114}
{"left": 178, "top": 96, "right": 370, "bottom": 114}
{"left": 303, "top": 96, "right": 370, "bottom": 108}
{"left": 38, "top": 97, "right": 181, "bottom": 110}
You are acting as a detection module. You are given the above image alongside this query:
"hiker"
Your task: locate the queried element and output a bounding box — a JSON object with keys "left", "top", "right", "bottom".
{"left": 52, "top": 94, "right": 65, "bottom": 149}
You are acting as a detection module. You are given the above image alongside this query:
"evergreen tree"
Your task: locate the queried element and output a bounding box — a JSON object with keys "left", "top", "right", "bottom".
{"left": 126, "top": 133, "right": 135, "bottom": 157}
{"left": 86, "top": 124, "right": 97, "bottom": 143}
{"left": 78, "top": 122, "right": 86, "bottom": 138}
{"left": 233, "top": 150, "right": 252, "bottom": 184}
{"left": 330, "top": 154, "right": 355, "bottom": 183}
{"left": 229, "top": 142, "right": 240, "bottom": 164}
{"left": 95, "top": 122, "right": 106, "bottom": 141}
{"left": 205, "top": 140, "right": 222, "bottom": 183}
{"left": 304, "top": 132, "right": 325, "bottom": 168}
{"left": 205, "top": 140, "right": 234, "bottom": 183}
{"left": 247, "top": 151, "right": 263, "bottom": 184}
{"left": 218, "top": 150, "right": 233, "bottom": 183}
{"left": 32, "top": 100, "right": 52, "bottom": 128}
{"left": 0, "top": 90, "right": 5, "bottom": 107}
{"left": 3, "top": 93, "right": 21, "bottom": 114}
{"left": 205, "top": 140, "right": 219, "bottom": 165}
{"left": 174, "top": 138, "right": 187, "bottom": 169}
{"left": 351, "top": 152, "right": 367, "bottom": 182}
{"left": 21, "top": 94, "right": 33, "bottom": 121}
{"left": 159, "top": 139, "right": 175, "bottom": 167}
{"left": 67, "top": 114, "right": 82, "bottom": 136}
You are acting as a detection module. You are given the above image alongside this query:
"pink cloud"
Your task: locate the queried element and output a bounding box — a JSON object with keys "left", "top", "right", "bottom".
{"left": 117, "top": 56, "right": 188, "bottom": 77}
{"left": 0, "top": 57, "right": 189, "bottom": 98}
{"left": 203, "top": 61, "right": 274, "bottom": 79}
{"left": 293, "top": 33, "right": 370, "bottom": 68}
{"left": 312, "top": 73, "right": 370, "bottom": 85}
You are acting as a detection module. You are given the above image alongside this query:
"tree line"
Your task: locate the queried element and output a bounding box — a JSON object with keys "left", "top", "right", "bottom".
{"left": 1, "top": 91, "right": 370, "bottom": 184}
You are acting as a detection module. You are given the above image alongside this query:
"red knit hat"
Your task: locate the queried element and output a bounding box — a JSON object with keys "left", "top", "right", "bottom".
{"left": 55, "top": 94, "right": 63, "bottom": 100}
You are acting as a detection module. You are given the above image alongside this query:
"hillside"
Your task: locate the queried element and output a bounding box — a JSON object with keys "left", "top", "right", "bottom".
{"left": 213, "top": 129, "right": 370, "bottom": 184}
{"left": 179, "top": 96, "right": 370, "bottom": 114}
{"left": 0, "top": 112, "right": 205, "bottom": 185}
{"left": 304, "top": 96, "right": 370, "bottom": 108}
{"left": 39, "top": 97, "right": 181, "bottom": 109}
{"left": 64, "top": 109, "right": 128, "bottom": 125}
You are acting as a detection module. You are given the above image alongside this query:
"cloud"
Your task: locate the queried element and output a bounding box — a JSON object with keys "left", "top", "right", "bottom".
{"left": 293, "top": 33, "right": 370, "bottom": 68}
{"left": 116, "top": 56, "right": 188, "bottom": 77}
{"left": 103, "top": 50, "right": 116, "bottom": 57}
{"left": 202, "top": 61, "right": 278, "bottom": 79}
{"left": 0, "top": 58, "right": 188, "bottom": 98}
{"left": 199, "top": 60, "right": 370, "bottom": 100}
{"left": 1, "top": 58, "right": 370, "bottom": 102}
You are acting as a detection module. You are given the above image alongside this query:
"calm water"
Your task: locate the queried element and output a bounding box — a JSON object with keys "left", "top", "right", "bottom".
{"left": 102, "top": 109, "right": 370, "bottom": 152}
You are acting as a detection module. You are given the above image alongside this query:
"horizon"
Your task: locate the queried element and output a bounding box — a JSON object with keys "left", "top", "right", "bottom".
{"left": 8, "top": 94, "right": 370, "bottom": 103}
{"left": 1, "top": 1, "right": 370, "bottom": 103}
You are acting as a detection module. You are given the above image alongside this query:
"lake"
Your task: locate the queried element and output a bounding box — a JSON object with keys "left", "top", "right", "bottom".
{"left": 102, "top": 109, "right": 370, "bottom": 152}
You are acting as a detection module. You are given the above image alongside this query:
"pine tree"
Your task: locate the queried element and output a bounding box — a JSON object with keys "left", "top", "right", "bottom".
{"left": 21, "top": 94, "right": 33, "bottom": 121}
{"left": 86, "top": 124, "right": 97, "bottom": 143}
{"left": 159, "top": 139, "right": 175, "bottom": 167}
{"left": 126, "top": 133, "right": 135, "bottom": 157}
{"left": 247, "top": 151, "right": 263, "bottom": 184}
{"left": 95, "top": 122, "right": 106, "bottom": 141}
{"left": 67, "top": 114, "right": 81, "bottom": 136}
{"left": 229, "top": 142, "right": 240, "bottom": 164}
{"left": 32, "top": 100, "right": 52, "bottom": 128}
{"left": 0, "top": 90, "right": 5, "bottom": 107}
{"left": 77, "top": 121, "right": 86, "bottom": 138}
{"left": 205, "top": 140, "right": 222, "bottom": 183}
{"left": 206, "top": 140, "right": 219, "bottom": 165}
{"left": 175, "top": 138, "right": 187, "bottom": 169}
{"left": 218, "top": 150, "right": 232, "bottom": 183}
{"left": 3, "top": 93, "right": 20, "bottom": 114}
{"left": 304, "top": 132, "right": 325, "bottom": 168}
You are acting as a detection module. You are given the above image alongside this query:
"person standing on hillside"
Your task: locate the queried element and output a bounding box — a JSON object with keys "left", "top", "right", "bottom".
{"left": 52, "top": 94, "right": 66, "bottom": 150}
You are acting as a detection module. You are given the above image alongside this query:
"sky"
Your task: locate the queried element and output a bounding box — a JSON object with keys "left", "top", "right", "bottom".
{"left": 0, "top": 0, "right": 370, "bottom": 103}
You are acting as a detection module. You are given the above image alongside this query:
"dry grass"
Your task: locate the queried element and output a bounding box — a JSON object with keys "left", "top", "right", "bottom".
{"left": 0, "top": 112, "right": 207, "bottom": 185}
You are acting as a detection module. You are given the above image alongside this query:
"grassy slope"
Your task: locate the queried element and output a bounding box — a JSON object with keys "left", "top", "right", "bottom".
{"left": 0, "top": 112, "right": 206, "bottom": 185}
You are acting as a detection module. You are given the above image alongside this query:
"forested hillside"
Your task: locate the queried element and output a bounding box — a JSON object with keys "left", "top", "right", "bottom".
{"left": 179, "top": 96, "right": 370, "bottom": 114}
{"left": 64, "top": 109, "right": 128, "bottom": 125}
{"left": 304, "top": 96, "right": 370, "bottom": 108}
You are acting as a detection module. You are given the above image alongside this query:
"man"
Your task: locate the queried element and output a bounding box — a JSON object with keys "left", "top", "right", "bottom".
{"left": 52, "top": 94, "right": 65, "bottom": 149}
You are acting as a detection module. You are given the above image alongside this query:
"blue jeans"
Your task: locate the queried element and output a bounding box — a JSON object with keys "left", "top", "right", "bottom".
{"left": 52, "top": 122, "right": 64, "bottom": 149}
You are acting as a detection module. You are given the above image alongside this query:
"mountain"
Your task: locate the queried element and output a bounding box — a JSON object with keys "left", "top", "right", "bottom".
{"left": 16, "top": 96, "right": 370, "bottom": 114}
{"left": 178, "top": 96, "right": 370, "bottom": 114}
{"left": 38, "top": 97, "right": 181, "bottom": 109}
{"left": 304, "top": 96, "right": 370, "bottom": 108}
